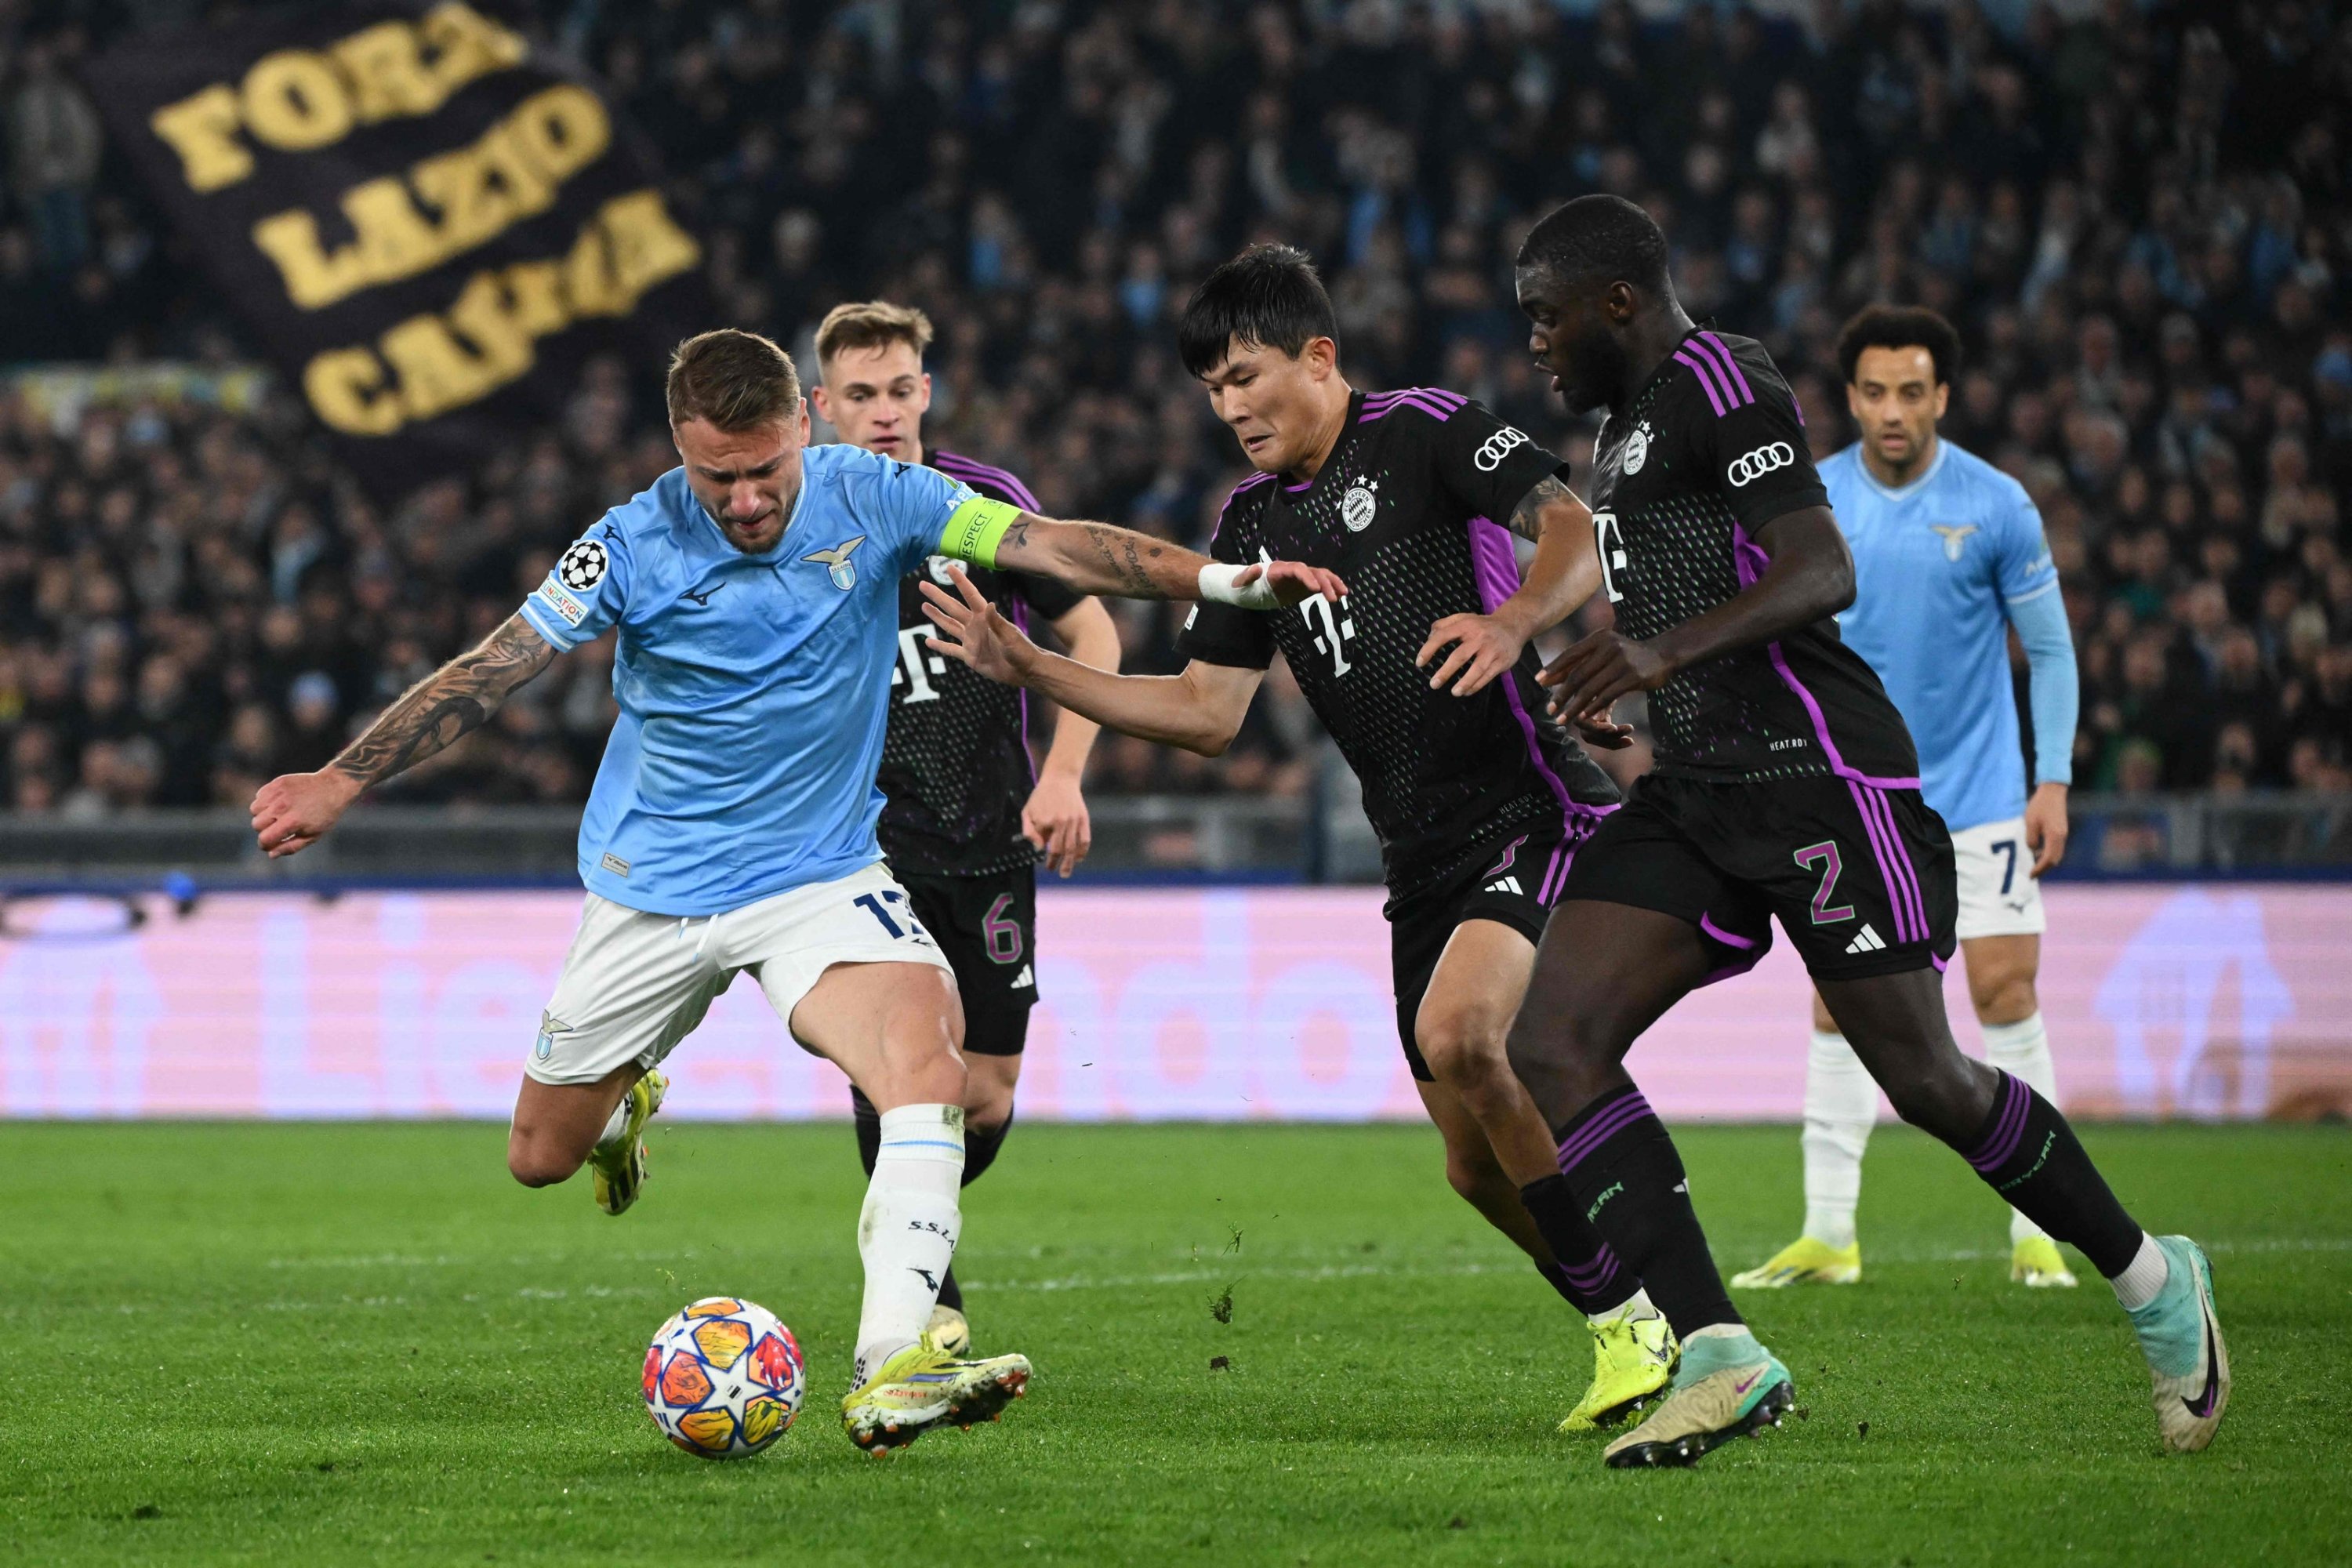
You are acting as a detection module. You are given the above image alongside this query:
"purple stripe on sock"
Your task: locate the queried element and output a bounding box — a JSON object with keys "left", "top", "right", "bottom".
{"left": 1966, "top": 1073, "right": 2030, "bottom": 1173}
{"left": 1559, "top": 1248, "right": 1623, "bottom": 1293}
{"left": 1674, "top": 349, "right": 1730, "bottom": 417}
{"left": 1697, "top": 332, "right": 1756, "bottom": 405}
{"left": 1862, "top": 786, "right": 1929, "bottom": 943}
{"left": 1555, "top": 1092, "right": 1655, "bottom": 1174}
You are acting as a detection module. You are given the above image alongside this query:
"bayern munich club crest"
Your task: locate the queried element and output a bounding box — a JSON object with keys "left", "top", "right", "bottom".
{"left": 558, "top": 539, "right": 609, "bottom": 591}
{"left": 1341, "top": 480, "right": 1377, "bottom": 532}
{"left": 1622, "top": 422, "right": 1651, "bottom": 474}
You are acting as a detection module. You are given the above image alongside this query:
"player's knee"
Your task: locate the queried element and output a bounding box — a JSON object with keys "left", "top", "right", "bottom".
{"left": 1439, "top": 1138, "right": 1505, "bottom": 1205}
{"left": 1416, "top": 1014, "right": 1509, "bottom": 1094}
{"left": 1881, "top": 1054, "right": 1994, "bottom": 1139}
{"left": 1972, "top": 973, "right": 2038, "bottom": 1026}
{"left": 506, "top": 1135, "right": 583, "bottom": 1189}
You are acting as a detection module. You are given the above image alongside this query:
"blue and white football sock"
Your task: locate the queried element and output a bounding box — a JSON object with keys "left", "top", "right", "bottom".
{"left": 1980, "top": 1012, "right": 2061, "bottom": 1245}
{"left": 852, "top": 1104, "right": 966, "bottom": 1384}
{"left": 1800, "top": 1029, "right": 1876, "bottom": 1250}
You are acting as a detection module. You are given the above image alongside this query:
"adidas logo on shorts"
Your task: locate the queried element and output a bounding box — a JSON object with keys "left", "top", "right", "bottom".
{"left": 1844, "top": 923, "right": 1887, "bottom": 955}
{"left": 1484, "top": 876, "right": 1523, "bottom": 896}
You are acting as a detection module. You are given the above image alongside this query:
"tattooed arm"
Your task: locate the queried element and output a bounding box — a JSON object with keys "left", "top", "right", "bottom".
{"left": 249, "top": 613, "right": 558, "bottom": 858}
{"left": 1416, "top": 474, "right": 1604, "bottom": 699}
{"left": 979, "top": 512, "right": 1344, "bottom": 607}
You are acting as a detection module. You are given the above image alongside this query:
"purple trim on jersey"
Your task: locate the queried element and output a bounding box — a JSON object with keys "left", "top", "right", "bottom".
{"left": 1931, "top": 951, "right": 1949, "bottom": 972}
{"left": 1730, "top": 523, "right": 1925, "bottom": 791}
{"left": 932, "top": 449, "right": 1042, "bottom": 514}
{"left": 1673, "top": 348, "right": 1733, "bottom": 417}
{"left": 1361, "top": 387, "right": 1468, "bottom": 423}
{"left": 1210, "top": 471, "right": 1276, "bottom": 539}
{"left": 1696, "top": 332, "right": 1758, "bottom": 407}
{"left": 1965, "top": 1072, "right": 2031, "bottom": 1173}
{"left": 1698, "top": 913, "right": 1759, "bottom": 950}
{"left": 1694, "top": 913, "right": 1768, "bottom": 985}
{"left": 1467, "top": 516, "right": 1584, "bottom": 837}
{"left": 1284, "top": 477, "right": 1315, "bottom": 492}
{"left": 1555, "top": 1091, "right": 1656, "bottom": 1174}
{"left": 1482, "top": 833, "right": 1529, "bottom": 879}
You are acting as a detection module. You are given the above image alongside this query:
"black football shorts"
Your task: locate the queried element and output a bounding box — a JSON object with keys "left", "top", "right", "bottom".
{"left": 1388, "top": 821, "right": 1580, "bottom": 1081}
{"left": 1559, "top": 772, "right": 1958, "bottom": 982}
{"left": 895, "top": 865, "right": 1038, "bottom": 1055}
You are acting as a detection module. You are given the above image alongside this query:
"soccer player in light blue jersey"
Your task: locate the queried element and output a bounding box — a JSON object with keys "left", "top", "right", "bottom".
{"left": 249, "top": 328, "right": 1345, "bottom": 1454}
{"left": 1735, "top": 307, "right": 2088, "bottom": 1294}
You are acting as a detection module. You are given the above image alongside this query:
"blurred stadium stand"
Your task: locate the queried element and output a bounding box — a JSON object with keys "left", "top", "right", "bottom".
{"left": 0, "top": 1, "right": 2345, "bottom": 877}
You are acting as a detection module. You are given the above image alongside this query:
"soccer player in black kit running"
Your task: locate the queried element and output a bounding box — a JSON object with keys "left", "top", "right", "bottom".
{"left": 922, "top": 245, "right": 1680, "bottom": 1431}
{"left": 811, "top": 300, "right": 1123, "bottom": 1356}
{"left": 1504, "top": 195, "right": 2229, "bottom": 1467}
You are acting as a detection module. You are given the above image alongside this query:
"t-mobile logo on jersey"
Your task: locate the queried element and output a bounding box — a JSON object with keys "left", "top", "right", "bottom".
{"left": 893, "top": 626, "right": 947, "bottom": 703}
{"left": 1298, "top": 593, "right": 1356, "bottom": 677}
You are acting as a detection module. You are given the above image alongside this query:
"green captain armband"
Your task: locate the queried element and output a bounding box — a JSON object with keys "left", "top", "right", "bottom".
{"left": 936, "top": 496, "right": 1023, "bottom": 569}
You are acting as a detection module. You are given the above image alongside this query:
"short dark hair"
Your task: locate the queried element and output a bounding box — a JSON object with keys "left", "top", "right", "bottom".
{"left": 1836, "top": 305, "right": 1961, "bottom": 387}
{"left": 666, "top": 328, "right": 802, "bottom": 430}
{"left": 1516, "top": 194, "right": 1672, "bottom": 298}
{"left": 1176, "top": 244, "right": 1340, "bottom": 377}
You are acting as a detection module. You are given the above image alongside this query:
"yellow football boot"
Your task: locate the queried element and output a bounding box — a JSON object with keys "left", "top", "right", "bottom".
{"left": 1559, "top": 1299, "right": 1677, "bottom": 1432}
{"left": 1730, "top": 1235, "right": 1860, "bottom": 1288}
{"left": 588, "top": 1069, "right": 667, "bottom": 1217}
{"left": 2011, "top": 1234, "right": 2079, "bottom": 1288}
{"left": 840, "top": 1341, "right": 1031, "bottom": 1455}
{"left": 923, "top": 1303, "right": 972, "bottom": 1356}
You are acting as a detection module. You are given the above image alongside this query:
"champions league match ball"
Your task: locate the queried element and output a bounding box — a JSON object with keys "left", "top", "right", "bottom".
{"left": 641, "top": 1297, "right": 806, "bottom": 1459}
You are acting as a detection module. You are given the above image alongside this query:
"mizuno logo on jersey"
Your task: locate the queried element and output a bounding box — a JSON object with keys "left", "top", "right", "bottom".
{"left": 1931, "top": 524, "right": 1980, "bottom": 561}
{"left": 803, "top": 535, "right": 867, "bottom": 590}
{"left": 1726, "top": 442, "right": 1795, "bottom": 487}
{"left": 1844, "top": 923, "right": 1887, "bottom": 954}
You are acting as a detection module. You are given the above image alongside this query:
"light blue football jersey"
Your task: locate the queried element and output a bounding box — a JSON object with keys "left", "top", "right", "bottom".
{"left": 1820, "top": 438, "right": 2057, "bottom": 833}
{"left": 518, "top": 444, "right": 979, "bottom": 916}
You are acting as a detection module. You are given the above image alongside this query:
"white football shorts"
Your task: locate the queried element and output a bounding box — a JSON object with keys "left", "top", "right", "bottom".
{"left": 527, "top": 861, "right": 953, "bottom": 1086}
{"left": 1951, "top": 815, "right": 2048, "bottom": 941}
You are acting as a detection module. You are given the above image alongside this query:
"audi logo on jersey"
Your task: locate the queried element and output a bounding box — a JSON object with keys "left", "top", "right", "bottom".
{"left": 1473, "top": 425, "right": 1530, "bottom": 471}
{"left": 1726, "top": 441, "right": 1796, "bottom": 487}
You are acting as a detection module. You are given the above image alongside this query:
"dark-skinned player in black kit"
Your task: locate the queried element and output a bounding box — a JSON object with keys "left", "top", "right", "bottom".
{"left": 1504, "top": 195, "right": 2230, "bottom": 1468}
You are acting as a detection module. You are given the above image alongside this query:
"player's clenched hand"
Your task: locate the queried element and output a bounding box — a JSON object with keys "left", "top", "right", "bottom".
{"left": 1417, "top": 612, "right": 1523, "bottom": 698}
{"left": 1236, "top": 560, "right": 1347, "bottom": 608}
{"left": 249, "top": 768, "right": 361, "bottom": 858}
{"left": 1022, "top": 771, "right": 1093, "bottom": 878}
{"left": 2024, "top": 780, "right": 2070, "bottom": 876}
{"left": 920, "top": 565, "right": 1037, "bottom": 685}
{"left": 1537, "top": 628, "right": 1675, "bottom": 724}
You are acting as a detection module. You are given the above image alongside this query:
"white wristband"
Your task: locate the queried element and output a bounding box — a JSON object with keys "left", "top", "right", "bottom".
{"left": 1198, "top": 562, "right": 1279, "bottom": 611}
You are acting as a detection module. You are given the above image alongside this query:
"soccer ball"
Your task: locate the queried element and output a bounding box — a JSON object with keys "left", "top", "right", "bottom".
{"left": 641, "top": 1297, "right": 805, "bottom": 1459}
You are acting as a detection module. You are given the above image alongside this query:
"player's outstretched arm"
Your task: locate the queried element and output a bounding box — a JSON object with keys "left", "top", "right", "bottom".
{"left": 1023, "top": 597, "right": 1122, "bottom": 877}
{"left": 1420, "top": 475, "right": 1602, "bottom": 699}
{"left": 1540, "top": 504, "right": 1854, "bottom": 724}
{"left": 921, "top": 568, "right": 1262, "bottom": 756}
{"left": 938, "top": 499, "right": 1345, "bottom": 608}
{"left": 249, "top": 613, "right": 558, "bottom": 858}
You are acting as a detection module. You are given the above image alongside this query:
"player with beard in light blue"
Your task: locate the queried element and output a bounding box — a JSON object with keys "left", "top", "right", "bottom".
{"left": 1734, "top": 306, "right": 2085, "bottom": 1293}
{"left": 248, "top": 328, "right": 1344, "bottom": 1454}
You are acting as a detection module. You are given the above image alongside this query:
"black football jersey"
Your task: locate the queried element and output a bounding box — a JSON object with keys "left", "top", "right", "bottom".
{"left": 1178, "top": 388, "right": 1621, "bottom": 897}
{"left": 1585, "top": 329, "right": 1920, "bottom": 785}
{"left": 877, "top": 450, "right": 1083, "bottom": 876}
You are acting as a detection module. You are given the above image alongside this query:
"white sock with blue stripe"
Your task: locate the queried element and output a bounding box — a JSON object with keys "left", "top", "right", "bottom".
{"left": 853, "top": 1103, "right": 966, "bottom": 1384}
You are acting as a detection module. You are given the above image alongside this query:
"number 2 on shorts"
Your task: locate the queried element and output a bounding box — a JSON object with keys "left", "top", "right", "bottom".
{"left": 1793, "top": 840, "right": 1857, "bottom": 925}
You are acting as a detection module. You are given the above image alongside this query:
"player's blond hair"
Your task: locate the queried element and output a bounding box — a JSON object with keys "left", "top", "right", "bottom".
{"left": 666, "top": 328, "right": 801, "bottom": 431}
{"left": 815, "top": 300, "right": 935, "bottom": 368}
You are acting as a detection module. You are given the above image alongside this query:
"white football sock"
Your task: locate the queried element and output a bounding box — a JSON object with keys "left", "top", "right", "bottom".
{"left": 1589, "top": 1286, "right": 1657, "bottom": 1327}
{"left": 2111, "top": 1231, "right": 2169, "bottom": 1311}
{"left": 852, "top": 1103, "right": 966, "bottom": 1384}
{"left": 595, "top": 1098, "right": 630, "bottom": 1148}
{"left": 1982, "top": 1012, "right": 2061, "bottom": 1244}
{"left": 1801, "top": 1029, "right": 1877, "bottom": 1250}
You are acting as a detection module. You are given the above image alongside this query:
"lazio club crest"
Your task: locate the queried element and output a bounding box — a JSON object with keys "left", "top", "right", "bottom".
{"left": 1932, "top": 524, "right": 1979, "bottom": 562}
{"left": 802, "top": 535, "right": 867, "bottom": 590}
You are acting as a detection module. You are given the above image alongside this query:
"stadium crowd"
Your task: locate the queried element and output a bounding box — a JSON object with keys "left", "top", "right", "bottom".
{"left": 0, "top": 0, "right": 2345, "bottom": 820}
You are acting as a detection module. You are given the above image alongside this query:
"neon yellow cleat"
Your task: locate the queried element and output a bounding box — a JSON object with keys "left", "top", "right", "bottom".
{"left": 841, "top": 1341, "right": 1031, "bottom": 1455}
{"left": 1730, "top": 1236, "right": 1860, "bottom": 1288}
{"left": 923, "top": 1302, "right": 971, "bottom": 1356}
{"left": 1559, "top": 1300, "right": 1677, "bottom": 1432}
{"left": 2011, "top": 1234, "right": 2079, "bottom": 1288}
{"left": 589, "top": 1069, "right": 667, "bottom": 1217}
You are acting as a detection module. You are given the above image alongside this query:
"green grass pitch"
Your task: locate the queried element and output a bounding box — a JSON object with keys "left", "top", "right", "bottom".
{"left": 3, "top": 1119, "right": 2347, "bottom": 1566}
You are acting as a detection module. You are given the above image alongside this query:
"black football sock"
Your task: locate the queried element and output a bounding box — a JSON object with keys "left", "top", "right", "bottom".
{"left": 851, "top": 1085, "right": 881, "bottom": 1177}
{"left": 962, "top": 1108, "right": 1013, "bottom": 1189}
{"left": 1957, "top": 1071, "right": 2143, "bottom": 1278}
{"left": 1553, "top": 1086, "right": 1742, "bottom": 1341}
{"left": 1519, "top": 1174, "right": 1640, "bottom": 1316}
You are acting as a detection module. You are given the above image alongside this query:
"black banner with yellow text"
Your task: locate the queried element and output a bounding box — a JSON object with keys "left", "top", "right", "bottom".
{"left": 85, "top": 2, "right": 709, "bottom": 498}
